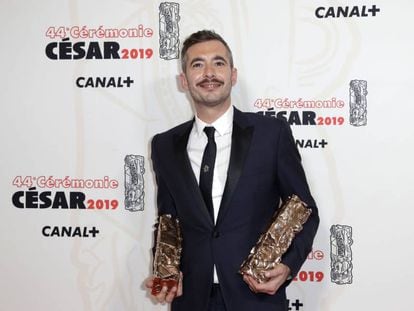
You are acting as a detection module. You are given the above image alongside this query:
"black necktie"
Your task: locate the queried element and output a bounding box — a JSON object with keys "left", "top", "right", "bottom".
{"left": 199, "top": 126, "right": 216, "bottom": 222}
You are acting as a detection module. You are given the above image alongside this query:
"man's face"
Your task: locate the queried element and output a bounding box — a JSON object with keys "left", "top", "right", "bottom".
{"left": 180, "top": 40, "right": 237, "bottom": 109}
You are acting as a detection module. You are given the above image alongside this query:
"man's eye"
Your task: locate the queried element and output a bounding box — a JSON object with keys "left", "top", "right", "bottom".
{"left": 215, "top": 61, "right": 225, "bottom": 66}
{"left": 192, "top": 63, "right": 202, "bottom": 68}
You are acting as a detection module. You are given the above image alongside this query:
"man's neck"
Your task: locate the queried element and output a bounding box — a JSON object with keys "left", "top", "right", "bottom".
{"left": 195, "top": 101, "right": 232, "bottom": 124}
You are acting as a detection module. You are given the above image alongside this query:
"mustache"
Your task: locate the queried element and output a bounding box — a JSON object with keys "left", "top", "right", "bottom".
{"left": 197, "top": 78, "right": 224, "bottom": 86}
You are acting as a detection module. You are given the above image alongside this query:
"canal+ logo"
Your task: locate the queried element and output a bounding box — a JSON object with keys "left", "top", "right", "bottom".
{"left": 315, "top": 5, "right": 380, "bottom": 18}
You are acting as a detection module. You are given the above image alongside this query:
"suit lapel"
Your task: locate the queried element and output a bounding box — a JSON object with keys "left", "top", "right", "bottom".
{"left": 174, "top": 121, "right": 214, "bottom": 227}
{"left": 216, "top": 108, "right": 254, "bottom": 226}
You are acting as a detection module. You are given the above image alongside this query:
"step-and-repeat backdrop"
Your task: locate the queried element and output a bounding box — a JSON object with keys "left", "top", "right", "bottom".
{"left": 1, "top": 1, "right": 413, "bottom": 310}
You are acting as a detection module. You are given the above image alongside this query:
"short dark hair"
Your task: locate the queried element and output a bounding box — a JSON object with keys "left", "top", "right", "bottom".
{"left": 180, "top": 30, "right": 234, "bottom": 72}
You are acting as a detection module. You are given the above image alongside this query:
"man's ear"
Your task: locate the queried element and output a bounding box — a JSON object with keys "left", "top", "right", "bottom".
{"left": 179, "top": 72, "right": 189, "bottom": 90}
{"left": 231, "top": 68, "right": 238, "bottom": 86}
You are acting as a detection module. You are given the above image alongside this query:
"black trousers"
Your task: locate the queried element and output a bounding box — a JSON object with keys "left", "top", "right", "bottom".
{"left": 208, "top": 284, "right": 227, "bottom": 311}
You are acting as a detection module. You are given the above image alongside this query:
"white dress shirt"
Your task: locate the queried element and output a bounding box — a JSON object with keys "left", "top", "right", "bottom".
{"left": 187, "top": 105, "right": 233, "bottom": 283}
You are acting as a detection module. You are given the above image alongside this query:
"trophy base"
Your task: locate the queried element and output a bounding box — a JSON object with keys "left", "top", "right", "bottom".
{"left": 151, "top": 278, "right": 178, "bottom": 295}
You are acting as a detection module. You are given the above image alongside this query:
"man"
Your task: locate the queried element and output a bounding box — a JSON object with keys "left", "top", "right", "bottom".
{"left": 146, "top": 30, "right": 319, "bottom": 311}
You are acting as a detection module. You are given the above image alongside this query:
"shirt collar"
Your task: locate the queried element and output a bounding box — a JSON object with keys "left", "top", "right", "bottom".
{"left": 194, "top": 105, "right": 234, "bottom": 137}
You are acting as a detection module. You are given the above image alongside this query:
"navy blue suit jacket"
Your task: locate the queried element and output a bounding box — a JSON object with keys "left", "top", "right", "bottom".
{"left": 151, "top": 107, "right": 319, "bottom": 311}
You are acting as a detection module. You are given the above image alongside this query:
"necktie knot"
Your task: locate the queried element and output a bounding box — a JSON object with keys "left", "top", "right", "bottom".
{"left": 203, "top": 126, "right": 215, "bottom": 141}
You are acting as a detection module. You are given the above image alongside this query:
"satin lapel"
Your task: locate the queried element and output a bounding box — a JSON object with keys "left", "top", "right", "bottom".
{"left": 216, "top": 109, "right": 254, "bottom": 226}
{"left": 173, "top": 122, "right": 214, "bottom": 227}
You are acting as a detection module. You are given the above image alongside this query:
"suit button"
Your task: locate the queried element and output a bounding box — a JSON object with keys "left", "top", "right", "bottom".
{"left": 212, "top": 230, "right": 220, "bottom": 238}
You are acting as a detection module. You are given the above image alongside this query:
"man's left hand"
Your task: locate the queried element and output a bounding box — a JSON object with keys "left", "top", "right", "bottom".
{"left": 243, "top": 263, "right": 291, "bottom": 295}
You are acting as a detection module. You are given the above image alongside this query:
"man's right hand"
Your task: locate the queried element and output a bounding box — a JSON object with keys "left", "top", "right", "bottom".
{"left": 145, "top": 273, "right": 183, "bottom": 304}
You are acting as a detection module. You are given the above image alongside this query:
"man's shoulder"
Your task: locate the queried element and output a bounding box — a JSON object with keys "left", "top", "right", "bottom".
{"left": 235, "top": 108, "right": 287, "bottom": 129}
{"left": 153, "top": 119, "right": 193, "bottom": 140}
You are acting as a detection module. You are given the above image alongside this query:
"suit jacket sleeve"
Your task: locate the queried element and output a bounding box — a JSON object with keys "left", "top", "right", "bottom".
{"left": 276, "top": 121, "right": 320, "bottom": 278}
{"left": 150, "top": 134, "right": 177, "bottom": 257}
{"left": 151, "top": 134, "right": 177, "bottom": 217}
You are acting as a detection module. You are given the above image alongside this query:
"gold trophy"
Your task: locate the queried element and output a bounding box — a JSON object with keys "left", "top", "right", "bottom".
{"left": 151, "top": 214, "right": 182, "bottom": 295}
{"left": 239, "top": 195, "right": 311, "bottom": 283}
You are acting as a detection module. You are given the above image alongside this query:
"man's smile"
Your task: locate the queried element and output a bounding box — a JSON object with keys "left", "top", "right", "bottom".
{"left": 197, "top": 79, "right": 223, "bottom": 90}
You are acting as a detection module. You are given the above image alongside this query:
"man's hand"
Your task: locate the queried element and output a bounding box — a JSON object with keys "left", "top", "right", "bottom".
{"left": 145, "top": 273, "right": 183, "bottom": 304}
{"left": 243, "top": 264, "right": 291, "bottom": 295}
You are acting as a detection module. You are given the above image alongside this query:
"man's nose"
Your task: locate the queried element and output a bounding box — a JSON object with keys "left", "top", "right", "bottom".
{"left": 203, "top": 64, "right": 215, "bottom": 78}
